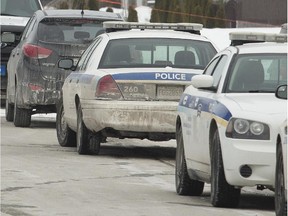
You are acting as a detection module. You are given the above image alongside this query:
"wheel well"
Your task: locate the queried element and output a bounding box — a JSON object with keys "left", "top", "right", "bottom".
{"left": 209, "top": 119, "right": 218, "bottom": 160}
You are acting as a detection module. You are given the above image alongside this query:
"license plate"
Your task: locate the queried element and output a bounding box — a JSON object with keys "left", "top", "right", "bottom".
{"left": 0, "top": 65, "right": 6, "bottom": 76}
{"left": 119, "top": 84, "right": 146, "bottom": 97}
{"left": 157, "top": 85, "right": 184, "bottom": 100}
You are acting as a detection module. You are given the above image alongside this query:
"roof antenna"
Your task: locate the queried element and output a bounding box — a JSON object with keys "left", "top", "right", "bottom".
{"left": 81, "top": 0, "right": 84, "bottom": 17}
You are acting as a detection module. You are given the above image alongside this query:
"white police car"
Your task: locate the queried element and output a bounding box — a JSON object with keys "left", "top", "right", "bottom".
{"left": 57, "top": 21, "right": 218, "bottom": 154}
{"left": 175, "top": 32, "right": 287, "bottom": 208}
{"left": 274, "top": 84, "right": 287, "bottom": 216}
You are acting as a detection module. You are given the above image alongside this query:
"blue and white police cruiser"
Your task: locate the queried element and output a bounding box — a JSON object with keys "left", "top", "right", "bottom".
{"left": 175, "top": 32, "right": 287, "bottom": 208}
{"left": 57, "top": 21, "right": 218, "bottom": 155}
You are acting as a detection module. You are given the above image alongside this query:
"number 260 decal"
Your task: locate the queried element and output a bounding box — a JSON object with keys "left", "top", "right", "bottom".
{"left": 124, "top": 86, "right": 139, "bottom": 93}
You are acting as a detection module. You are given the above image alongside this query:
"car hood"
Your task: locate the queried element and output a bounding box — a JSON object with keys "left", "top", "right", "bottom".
{"left": 224, "top": 94, "right": 287, "bottom": 115}
{"left": 0, "top": 16, "right": 29, "bottom": 26}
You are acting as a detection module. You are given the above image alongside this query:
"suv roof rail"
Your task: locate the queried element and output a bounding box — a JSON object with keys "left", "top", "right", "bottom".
{"left": 230, "top": 32, "right": 287, "bottom": 46}
{"left": 103, "top": 21, "right": 203, "bottom": 35}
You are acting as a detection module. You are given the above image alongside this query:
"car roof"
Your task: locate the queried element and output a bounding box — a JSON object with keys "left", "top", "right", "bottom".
{"left": 105, "top": 29, "right": 213, "bottom": 42}
{"left": 36, "top": 9, "right": 123, "bottom": 20}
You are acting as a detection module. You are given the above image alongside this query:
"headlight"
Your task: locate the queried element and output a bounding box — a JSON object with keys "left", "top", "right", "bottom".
{"left": 226, "top": 118, "right": 270, "bottom": 140}
{"left": 234, "top": 119, "right": 249, "bottom": 134}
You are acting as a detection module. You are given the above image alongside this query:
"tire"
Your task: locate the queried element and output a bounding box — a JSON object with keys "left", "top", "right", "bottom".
{"left": 13, "top": 89, "right": 31, "bottom": 127}
{"left": 275, "top": 142, "right": 287, "bottom": 216}
{"left": 210, "top": 129, "right": 241, "bottom": 208}
{"left": 175, "top": 123, "right": 204, "bottom": 196}
{"left": 88, "top": 133, "right": 101, "bottom": 155}
{"left": 76, "top": 103, "right": 90, "bottom": 154}
{"left": 56, "top": 102, "right": 76, "bottom": 147}
{"left": 5, "top": 99, "right": 14, "bottom": 122}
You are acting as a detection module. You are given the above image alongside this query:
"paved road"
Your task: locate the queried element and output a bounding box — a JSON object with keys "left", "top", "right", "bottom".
{"left": 1, "top": 110, "right": 275, "bottom": 216}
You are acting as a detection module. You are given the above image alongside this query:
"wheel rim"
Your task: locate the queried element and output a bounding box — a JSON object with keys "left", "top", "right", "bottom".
{"left": 59, "top": 108, "right": 67, "bottom": 139}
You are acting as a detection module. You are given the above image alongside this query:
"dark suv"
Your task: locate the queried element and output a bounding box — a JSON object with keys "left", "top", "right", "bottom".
{"left": 0, "top": 0, "right": 43, "bottom": 102}
{"left": 6, "top": 9, "right": 123, "bottom": 127}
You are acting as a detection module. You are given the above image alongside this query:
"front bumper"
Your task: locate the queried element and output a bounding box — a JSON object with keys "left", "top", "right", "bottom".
{"left": 81, "top": 99, "right": 178, "bottom": 134}
{"left": 221, "top": 137, "right": 275, "bottom": 187}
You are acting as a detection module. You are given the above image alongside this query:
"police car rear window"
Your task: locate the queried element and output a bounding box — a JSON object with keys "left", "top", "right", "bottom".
{"left": 99, "top": 38, "right": 217, "bottom": 69}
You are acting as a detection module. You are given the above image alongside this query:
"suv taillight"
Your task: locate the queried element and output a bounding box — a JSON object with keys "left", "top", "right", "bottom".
{"left": 96, "top": 75, "right": 122, "bottom": 99}
{"left": 23, "top": 44, "right": 52, "bottom": 59}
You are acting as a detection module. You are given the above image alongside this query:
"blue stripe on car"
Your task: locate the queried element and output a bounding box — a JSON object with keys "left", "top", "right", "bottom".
{"left": 179, "top": 93, "right": 232, "bottom": 122}
{"left": 112, "top": 72, "right": 196, "bottom": 81}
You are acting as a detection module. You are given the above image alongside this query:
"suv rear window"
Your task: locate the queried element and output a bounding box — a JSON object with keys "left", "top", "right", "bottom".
{"left": 38, "top": 18, "right": 104, "bottom": 44}
{"left": 1, "top": 0, "right": 41, "bottom": 17}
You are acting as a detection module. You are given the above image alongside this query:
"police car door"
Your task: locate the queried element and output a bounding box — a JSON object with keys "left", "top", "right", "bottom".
{"left": 187, "top": 53, "right": 230, "bottom": 173}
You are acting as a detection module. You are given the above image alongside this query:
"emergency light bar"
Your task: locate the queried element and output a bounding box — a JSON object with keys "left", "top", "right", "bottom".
{"left": 230, "top": 32, "right": 287, "bottom": 46}
{"left": 103, "top": 21, "right": 203, "bottom": 34}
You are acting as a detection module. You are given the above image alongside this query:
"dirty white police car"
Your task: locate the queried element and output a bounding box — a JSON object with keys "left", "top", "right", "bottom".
{"left": 57, "top": 22, "right": 218, "bottom": 154}
{"left": 175, "top": 32, "right": 287, "bottom": 208}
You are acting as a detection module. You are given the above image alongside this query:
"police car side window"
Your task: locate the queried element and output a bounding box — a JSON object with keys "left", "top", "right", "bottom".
{"left": 77, "top": 37, "right": 101, "bottom": 71}
{"left": 203, "top": 56, "right": 220, "bottom": 75}
{"left": 211, "top": 55, "right": 228, "bottom": 87}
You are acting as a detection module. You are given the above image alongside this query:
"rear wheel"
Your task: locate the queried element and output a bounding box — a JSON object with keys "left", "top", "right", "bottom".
{"left": 76, "top": 103, "right": 89, "bottom": 155}
{"left": 275, "top": 142, "right": 287, "bottom": 216}
{"left": 13, "top": 89, "right": 31, "bottom": 127}
{"left": 56, "top": 101, "right": 76, "bottom": 147}
{"left": 210, "top": 129, "right": 241, "bottom": 208}
{"left": 88, "top": 133, "right": 101, "bottom": 155}
{"left": 5, "top": 99, "right": 14, "bottom": 122}
{"left": 175, "top": 123, "right": 204, "bottom": 196}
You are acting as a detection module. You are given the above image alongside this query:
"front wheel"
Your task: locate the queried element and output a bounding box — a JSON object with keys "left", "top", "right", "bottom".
{"left": 56, "top": 101, "right": 76, "bottom": 147}
{"left": 275, "top": 142, "right": 287, "bottom": 216}
{"left": 210, "top": 129, "right": 241, "bottom": 208}
{"left": 175, "top": 123, "right": 204, "bottom": 196}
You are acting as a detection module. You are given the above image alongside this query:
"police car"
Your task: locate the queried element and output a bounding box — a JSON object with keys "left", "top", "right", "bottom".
{"left": 57, "top": 21, "right": 218, "bottom": 154}
{"left": 274, "top": 84, "right": 287, "bottom": 216}
{"left": 176, "top": 32, "right": 287, "bottom": 208}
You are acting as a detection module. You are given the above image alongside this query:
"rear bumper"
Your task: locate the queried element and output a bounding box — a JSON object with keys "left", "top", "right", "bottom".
{"left": 81, "top": 99, "right": 178, "bottom": 137}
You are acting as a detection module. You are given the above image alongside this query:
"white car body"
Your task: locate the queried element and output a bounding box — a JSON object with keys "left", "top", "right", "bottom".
{"left": 59, "top": 23, "right": 218, "bottom": 154}
{"left": 176, "top": 39, "right": 287, "bottom": 207}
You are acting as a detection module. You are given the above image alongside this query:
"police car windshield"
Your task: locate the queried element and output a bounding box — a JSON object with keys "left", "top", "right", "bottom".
{"left": 99, "top": 38, "right": 217, "bottom": 69}
{"left": 227, "top": 54, "right": 287, "bottom": 93}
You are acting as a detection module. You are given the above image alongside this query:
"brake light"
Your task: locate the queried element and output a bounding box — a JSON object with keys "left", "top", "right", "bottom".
{"left": 96, "top": 75, "right": 122, "bottom": 99}
{"left": 23, "top": 44, "right": 52, "bottom": 59}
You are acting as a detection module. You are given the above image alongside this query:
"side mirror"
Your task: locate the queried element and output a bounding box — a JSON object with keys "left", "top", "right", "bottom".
{"left": 275, "top": 84, "right": 287, "bottom": 99}
{"left": 191, "top": 74, "right": 214, "bottom": 89}
{"left": 58, "top": 59, "right": 74, "bottom": 70}
{"left": 1, "top": 32, "right": 16, "bottom": 43}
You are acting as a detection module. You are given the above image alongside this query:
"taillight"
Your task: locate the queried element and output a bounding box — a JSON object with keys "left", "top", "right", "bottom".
{"left": 96, "top": 75, "right": 122, "bottom": 99}
{"left": 23, "top": 44, "right": 52, "bottom": 59}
